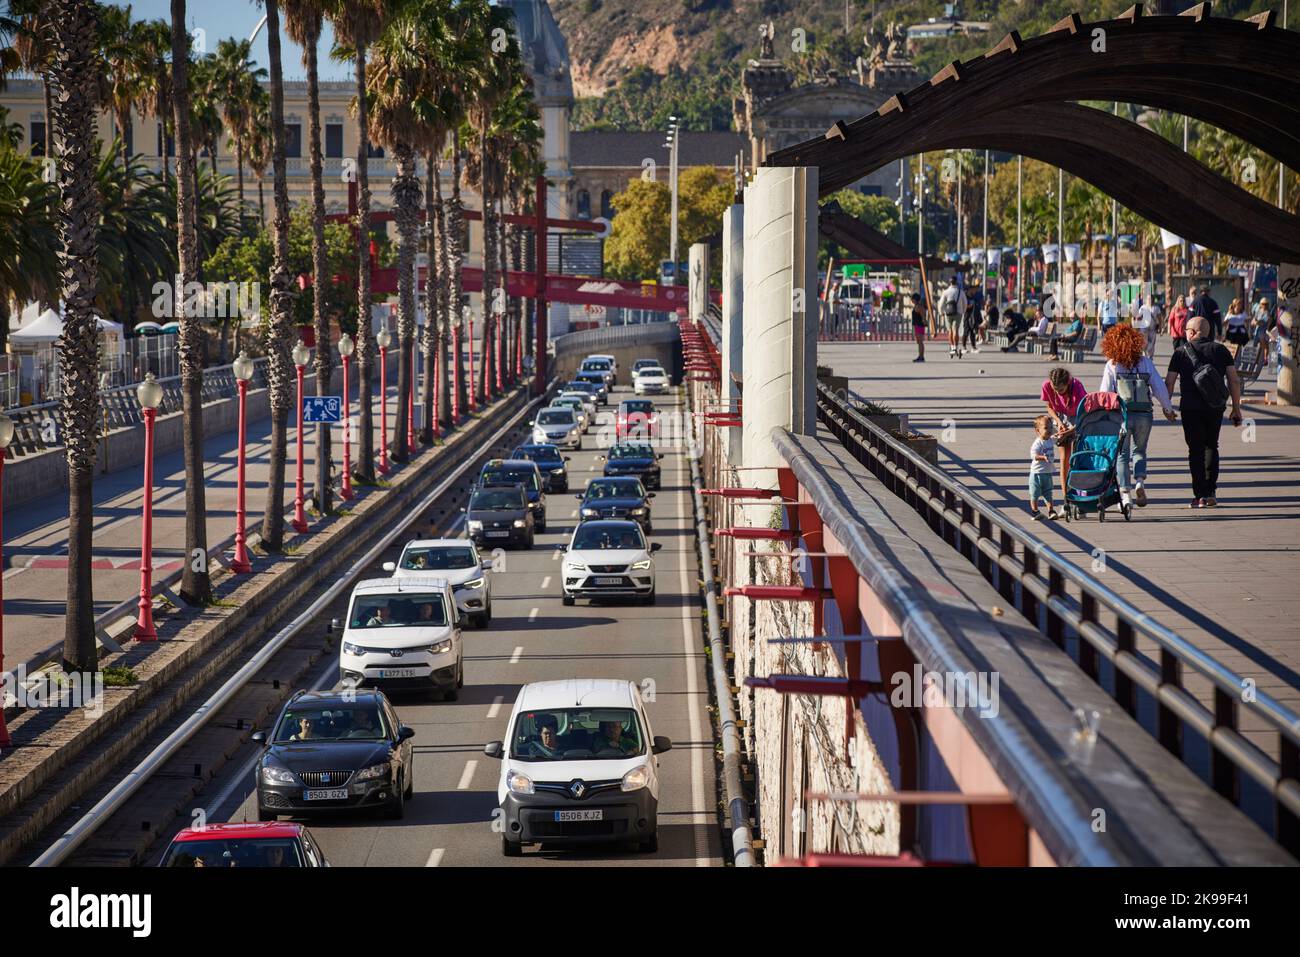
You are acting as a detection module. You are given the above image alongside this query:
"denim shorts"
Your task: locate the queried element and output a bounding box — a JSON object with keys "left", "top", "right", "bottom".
{"left": 1029, "top": 473, "right": 1054, "bottom": 508}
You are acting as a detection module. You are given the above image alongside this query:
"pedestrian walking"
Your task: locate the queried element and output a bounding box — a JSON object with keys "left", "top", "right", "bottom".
{"left": 1168, "top": 294, "right": 1190, "bottom": 351}
{"left": 1098, "top": 324, "right": 1176, "bottom": 509}
{"left": 1164, "top": 316, "right": 1242, "bottom": 509}
{"left": 910, "top": 292, "right": 927, "bottom": 363}
{"left": 939, "top": 279, "right": 967, "bottom": 358}
{"left": 1224, "top": 297, "right": 1250, "bottom": 359}
{"left": 961, "top": 293, "right": 982, "bottom": 354}
{"left": 1134, "top": 294, "right": 1161, "bottom": 360}
{"left": 1190, "top": 284, "right": 1223, "bottom": 340}
{"left": 1041, "top": 366, "right": 1089, "bottom": 499}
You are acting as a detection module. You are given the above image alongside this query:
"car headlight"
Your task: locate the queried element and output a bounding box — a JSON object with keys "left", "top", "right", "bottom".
{"left": 459, "top": 577, "right": 485, "bottom": 590}
{"left": 468, "top": 520, "right": 483, "bottom": 532}
{"left": 551, "top": 467, "right": 564, "bottom": 474}
{"left": 430, "top": 638, "right": 452, "bottom": 654}
{"left": 512, "top": 518, "right": 526, "bottom": 528}
{"left": 631, "top": 507, "right": 647, "bottom": 515}
{"left": 342, "top": 641, "right": 365, "bottom": 656}
{"left": 506, "top": 769, "right": 534, "bottom": 795}
{"left": 528, "top": 500, "right": 540, "bottom": 509}
{"left": 566, "top": 561, "right": 587, "bottom": 571}
{"left": 355, "top": 762, "right": 391, "bottom": 782}
{"left": 261, "top": 765, "right": 297, "bottom": 785}
{"left": 631, "top": 559, "right": 652, "bottom": 570}
{"left": 581, "top": 507, "right": 599, "bottom": 517}
{"left": 621, "top": 765, "right": 650, "bottom": 792}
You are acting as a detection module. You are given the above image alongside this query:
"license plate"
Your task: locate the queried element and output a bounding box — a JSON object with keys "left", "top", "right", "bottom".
{"left": 304, "top": 788, "right": 349, "bottom": 801}
{"left": 379, "top": 668, "right": 418, "bottom": 678}
{"left": 595, "top": 577, "right": 623, "bottom": 585}
{"left": 485, "top": 531, "right": 509, "bottom": 538}
{"left": 555, "top": 809, "right": 604, "bottom": 822}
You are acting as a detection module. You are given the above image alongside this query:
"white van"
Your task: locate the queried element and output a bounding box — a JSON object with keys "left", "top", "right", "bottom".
{"left": 484, "top": 678, "right": 671, "bottom": 856}
{"left": 335, "top": 576, "right": 463, "bottom": 701}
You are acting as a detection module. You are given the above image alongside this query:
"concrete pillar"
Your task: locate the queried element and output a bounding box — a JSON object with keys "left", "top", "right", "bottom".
{"left": 740, "top": 166, "right": 818, "bottom": 480}
{"left": 721, "top": 204, "right": 744, "bottom": 465}
{"left": 689, "top": 243, "right": 710, "bottom": 322}
{"left": 1278, "top": 263, "right": 1298, "bottom": 405}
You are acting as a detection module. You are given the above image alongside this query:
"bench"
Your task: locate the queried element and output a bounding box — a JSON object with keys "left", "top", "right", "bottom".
{"left": 1059, "top": 327, "right": 1098, "bottom": 363}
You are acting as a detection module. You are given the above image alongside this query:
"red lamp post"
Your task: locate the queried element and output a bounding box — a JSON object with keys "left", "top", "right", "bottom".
{"left": 230, "top": 352, "right": 254, "bottom": 574}
{"left": 467, "top": 309, "right": 478, "bottom": 412}
{"left": 134, "top": 374, "right": 163, "bottom": 641}
{"left": 376, "top": 325, "right": 391, "bottom": 474}
{"left": 338, "top": 332, "right": 355, "bottom": 500}
{"left": 451, "top": 323, "right": 461, "bottom": 422}
{"left": 0, "top": 412, "right": 13, "bottom": 745}
{"left": 495, "top": 318, "right": 503, "bottom": 395}
{"left": 431, "top": 338, "right": 441, "bottom": 440}
{"left": 407, "top": 340, "right": 416, "bottom": 451}
{"left": 291, "top": 340, "right": 310, "bottom": 535}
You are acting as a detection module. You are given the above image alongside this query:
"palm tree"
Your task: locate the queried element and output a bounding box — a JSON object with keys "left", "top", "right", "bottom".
{"left": 94, "top": 145, "right": 175, "bottom": 327}
{"left": 211, "top": 38, "right": 266, "bottom": 223}
{"left": 188, "top": 53, "right": 225, "bottom": 180}
{"left": 100, "top": 3, "right": 143, "bottom": 171}
{"left": 259, "top": 0, "right": 297, "bottom": 552}
{"left": 49, "top": 0, "right": 104, "bottom": 671}
{"left": 134, "top": 18, "right": 174, "bottom": 187}
{"left": 0, "top": 146, "right": 59, "bottom": 355}
{"left": 283, "top": 0, "right": 334, "bottom": 513}
{"left": 328, "top": 0, "right": 385, "bottom": 481}
{"left": 8, "top": 1, "right": 55, "bottom": 157}
{"left": 244, "top": 83, "right": 272, "bottom": 226}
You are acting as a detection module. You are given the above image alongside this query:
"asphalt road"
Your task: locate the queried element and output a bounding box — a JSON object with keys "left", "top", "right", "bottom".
{"left": 165, "top": 386, "right": 723, "bottom": 867}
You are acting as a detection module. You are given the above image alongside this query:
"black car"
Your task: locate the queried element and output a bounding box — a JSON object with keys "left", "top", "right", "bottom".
{"left": 512, "top": 443, "right": 570, "bottom": 492}
{"left": 601, "top": 443, "right": 663, "bottom": 489}
{"left": 253, "top": 689, "right": 416, "bottom": 821}
{"left": 577, "top": 476, "right": 654, "bottom": 531}
{"left": 573, "top": 372, "right": 609, "bottom": 404}
{"left": 477, "top": 458, "right": 547, "bottom": 531}
{"left": 466, "top": 484, "right": 534, "bottom": 548}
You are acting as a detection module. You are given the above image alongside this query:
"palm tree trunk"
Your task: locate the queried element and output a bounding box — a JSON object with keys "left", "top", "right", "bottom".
{"left": 434, "top": 161, "right": 452, "bottom": 431}
{"left": 352, "top": 44, "right": 375, "bottom": 481}
{"left": 391, "top": 142, "right": 420, "bottom": 462}
{"left": 261, "top": 0, "right": 295, "bottom": 552}
{"left": 52, "top": 0, "right": 103, "bottom": 671}
{"left": 450, "top": 129, "right": 466, "bottom": 416}
{"left": 479, "top": 145, "right": 495, "bottom": 402}
{"left": 499, "top": 191, "right": 511, "bottom": 384}
{"left": 116, "top": 104, "right": 131, "bottom": 170}
{"left": 42, "top": 77, "right": 54, "bottom": 157}
{"left": 305, "top": 33, "right": 333, "bottom": 516}
{"left": 171, "top": 0, "right": 211, "bottom": 604}
{"left": 235, "top": 137, "right": 246, "bottom": 227}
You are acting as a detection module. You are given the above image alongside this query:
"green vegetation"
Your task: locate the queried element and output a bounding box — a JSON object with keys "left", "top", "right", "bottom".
{"left": 101, "top": 664, "right": 139, "bottom": 687}
{"left": 603, "top": 165, "right": 731, "bottom": 279}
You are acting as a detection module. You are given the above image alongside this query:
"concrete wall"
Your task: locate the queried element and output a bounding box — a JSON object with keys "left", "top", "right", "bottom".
{"left": 689, "top": 243, "right": 710, "bottom": 322}
{"left": 721, "top": 204, "right": 744, "bottom": 465}
{"left": 552, "top": 322, "right": 682, "bottom": 384}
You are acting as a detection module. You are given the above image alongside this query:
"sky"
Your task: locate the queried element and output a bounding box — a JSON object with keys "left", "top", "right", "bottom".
{"left": 122, "top": 1, "right": 350, "bottom": 82}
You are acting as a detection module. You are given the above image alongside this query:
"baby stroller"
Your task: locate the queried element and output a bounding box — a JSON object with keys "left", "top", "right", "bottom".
{"left": 1063, "top": 393, "right": 1132, "bottom": 522}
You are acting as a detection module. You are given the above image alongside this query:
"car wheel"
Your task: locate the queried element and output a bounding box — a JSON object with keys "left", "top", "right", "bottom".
{"left": 385, "top": 777, "right": 406, "bottom": 820}
{"left": 562, "top": 593, "right": 575, "bottom": 607}
{"left": 537, "top": 518, "right": 547, "bottom": 533}
{"left": 638, "top": 832, "right": 658, "bottom": 854}
{"left": 502, "top": 834, "right": 522, "bottom": 858}
{"left": 473, "top": 610, "right": 489, "bottom": 629}
{"left": 526, "top": 531, "right": 535, "bottom": 549}
{"left": 444, "top": 684, "right": 459, "bottom": 702}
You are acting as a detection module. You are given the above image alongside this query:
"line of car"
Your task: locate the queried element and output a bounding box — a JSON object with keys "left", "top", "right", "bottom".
{"left": 161, "top": 354, "right": 681, "bottom": 865}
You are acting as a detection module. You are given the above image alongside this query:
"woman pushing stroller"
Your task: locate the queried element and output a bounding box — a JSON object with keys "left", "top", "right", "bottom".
{"left": 1096, "top": 324, "right": 1176, "bottom": 509}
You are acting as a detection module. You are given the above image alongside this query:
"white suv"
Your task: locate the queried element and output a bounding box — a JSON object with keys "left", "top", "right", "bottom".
{"left": 335, "top": 576, "right": 463, "bottom": 701}
{"left": 484, "top": 679, "right": 672, "bottom": 856}
{"left": 561, "top": 519, "right": 659, "bottom": 606}
{"left": 384, "top": 539, "right": 493, "bottom": 628}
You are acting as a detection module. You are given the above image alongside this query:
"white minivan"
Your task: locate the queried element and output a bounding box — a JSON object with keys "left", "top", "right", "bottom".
{"left": 335, "top": 576, "right": 463, "bottom": 701}
{"left": 484, "top": 678, "right": 671, "bottom": 856}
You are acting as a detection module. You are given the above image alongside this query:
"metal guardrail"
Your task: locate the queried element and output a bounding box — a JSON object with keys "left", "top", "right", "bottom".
{"left": 4, "top": 358, "right": 271, "bottom": 459}
{"left": 815, "top": 381, "right": 1300, "bottom": 855}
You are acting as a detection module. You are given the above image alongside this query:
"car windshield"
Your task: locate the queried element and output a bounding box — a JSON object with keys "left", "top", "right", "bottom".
{"left": 560, "top": 393, "right": 589, "bottom": 404}
{"left": 482, "top": 467, "right": 539, "bottom": 491}
{"left": 609, "top": 445, "right": 653, "bottom": 460}
{"left": 572, "top": 524, "right": 645, "bottom": 550}
{"left": 566, "top": 382, "right": 595, "bottom": 393}
{"left": 585, "top": 479, "right": 643, "bottom": 500}
{"left": 510, "top": 707, "right": 644, "bottom": 761}
{"left": 400, "top": 546, "right": 476, "bottom": 571}
{"left": 275, "top": 704, "right": 388, "bottom": 742}
{"left": 623, "top": 401, "right": 654, "bottom": 414}
{"left": 633, "top": 360, "right": 657, "bottom": 370}
{"left": 638, "top": 367, "right": 665, "bottom": 377}
{"left": 514, "top": 446, "right": 561, "bottom": 464}
{"left": 575, "top": 374, "right": 604, "bottom": 386}
{"left": 552, "top": 400, "right": 582, "bottom": 413}
{"left": 537, "top": 410, "right": 574, "bottom": 426}
{"left": 162, "top": 838, "right": 305, "bottom": 868}
{"left": 471, "top": 489, "right": 524, "bottom": 510}
{"left": 582, "top": 360, "right": 611, "bottom": 371}
{"left": 349, "top": 593, "right": 449, "bottom": 628}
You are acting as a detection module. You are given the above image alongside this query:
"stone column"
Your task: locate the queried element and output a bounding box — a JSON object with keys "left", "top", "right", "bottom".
{"left": 688, "top": 243, "right": 710, "bottom": 322}
{"left": 721, "top": 204, "right": 744, "bottom": 465}
{"left": 1277, "top": 263, "right": 1298, "bottom": 405}
{"left": 741, "top": 165, "right": 818, "bottom": 481}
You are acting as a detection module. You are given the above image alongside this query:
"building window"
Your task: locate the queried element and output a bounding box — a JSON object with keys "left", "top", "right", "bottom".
{"left": 600, "top": 190, "right": 614, "bottom": 219}
{"left": 29, "top": 120, "right": 46, "bottom": 156}
{"left": 576, "top": 189, "right": 590, "bottom": 219}
{"left": 156, "top": 123, "right": 175, "bottom": 158}
{"left": 325, "top": 123, "right": 344, "bottom": 159}
{"left": 285, "top": 123, "right": 302, "bottom": 158}
{"left": 367, "top": 142, "right": 385, "bottom": 159}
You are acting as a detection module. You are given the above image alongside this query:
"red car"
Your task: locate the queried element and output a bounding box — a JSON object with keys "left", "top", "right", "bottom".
{"left": 616, "top": 399, "right": 659, "bottom": 442}
{"left": 158, "top": 821, "right": 330, "bottom": 867}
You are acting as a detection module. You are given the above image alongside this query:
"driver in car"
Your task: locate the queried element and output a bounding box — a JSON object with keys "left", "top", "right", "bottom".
{"left": 592, "top": 720, "right": 636, "bottom": 755}
{"left": 289, "top": 716, "right": 314, "bottom": 741}
{"left": 343, "top": 710, "right": 381, "bottom": 739}
{"left": 364, "top": 605, "right": 392, "bottom": 627}
{"left": 526, "top": 718, "right": 563, "bottom": 758}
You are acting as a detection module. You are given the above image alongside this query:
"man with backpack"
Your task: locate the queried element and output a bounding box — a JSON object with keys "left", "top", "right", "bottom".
{"left": 939, "top": 279, "right": 967, "bottom": 358}
{"left": 1164, "top": 316, "right": 1242, "bottom": 509}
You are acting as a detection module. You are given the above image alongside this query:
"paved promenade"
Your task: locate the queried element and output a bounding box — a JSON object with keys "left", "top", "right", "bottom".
{"left": 821, "top": 339, "right": 1300, "bottom": 742}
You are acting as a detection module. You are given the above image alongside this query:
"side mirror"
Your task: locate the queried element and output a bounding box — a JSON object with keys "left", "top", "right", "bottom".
{"left": 650, "top": 542, "right": 662, "bottom": 552}
{"left": 251, "top": 731, "right": 267, "bottom": 746}
{"left": 564, "top": 456, "right": 572, "bottom": 462}
{"left": 397, "top": 726, "right": 416, "bottom": 741}
{"left": 657, "top": 454, "right": 664, "bottom": 460}
{"left": 652, "top": 736, "right": 673, "bottom": 754}
{"left": 595, "top": 456, "right": 605, "bottom": 462}
{"left": 647, "top": 492, "right": 656, "bottom": 498}
{"left": 481, "top": 558, "right": 493, "bottom": 571}
{"left": 483, "top": 741, "right": 504, "bottom": 760}
{"left": 382, "top": 561, "right": 396, "bottom": 573}
{"left": 459, "top": 506, "right": 467, "bottom": 513}
{"left": 574, "top": 493, "right": 584, "bottom": 499}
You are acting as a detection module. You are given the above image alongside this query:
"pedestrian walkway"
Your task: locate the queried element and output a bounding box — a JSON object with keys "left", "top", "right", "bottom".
{"left": 821, "top": 339, "right": 1300, "bottom": 745}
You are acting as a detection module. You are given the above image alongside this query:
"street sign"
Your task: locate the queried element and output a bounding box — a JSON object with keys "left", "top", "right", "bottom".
{"left": 302, "top": 396, "right": 343, "bottom": 423}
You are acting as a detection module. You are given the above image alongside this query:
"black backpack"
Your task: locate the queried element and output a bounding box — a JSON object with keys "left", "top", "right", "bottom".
{"left": 1180, "top": 343, "right": 1229, "bottom": 409}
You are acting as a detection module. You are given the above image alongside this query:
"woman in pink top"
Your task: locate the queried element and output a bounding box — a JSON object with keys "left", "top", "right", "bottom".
{"left": 1041, "top": 366, "right": 1088, "bottom": 498}
{"left": 1168, "top": 295, "right": 1190, "bottom": 349}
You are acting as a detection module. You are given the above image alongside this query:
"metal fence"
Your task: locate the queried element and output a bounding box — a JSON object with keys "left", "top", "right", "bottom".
{"left": 819, "top": 307, "right": 945, "bottom": 342}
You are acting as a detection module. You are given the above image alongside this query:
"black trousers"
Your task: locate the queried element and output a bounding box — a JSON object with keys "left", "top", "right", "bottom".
{"left": 1181, "top": 408, "right": 1224, "bottom": 498}
{"left": 960, "top": 315, "right": 980, "bottom": 349}
{"left": 1048, "top": 332, "right": 1080, "bottom": 356}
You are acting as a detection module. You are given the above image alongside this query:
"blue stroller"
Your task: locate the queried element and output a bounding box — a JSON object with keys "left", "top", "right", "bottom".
{"left": 1063, "top": 395, "right": 1132, "bottom": 523}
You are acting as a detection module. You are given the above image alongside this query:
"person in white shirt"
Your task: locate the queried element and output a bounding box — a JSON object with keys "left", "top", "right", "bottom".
{"left": 1098, "top": 324, "right": 1176, "bottom": 508}
{"left": 938, "top": 280, "right": 968, "bottom": 358}
{"left": 1028, "top": 415, "right": 1058, "bottom": 520}
{"left": 1134, "top": 295, "right": 1161, "bottom": 360}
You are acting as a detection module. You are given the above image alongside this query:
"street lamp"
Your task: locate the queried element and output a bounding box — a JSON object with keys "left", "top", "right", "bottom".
{"left": 449, "top": 321, "right": 460, "bottom": 423}
{"left": 230, "top": 352, "right": 255, "bottom": 574}
{"left": 407, "top": 340, "right": 416, "bottom": 450}
{"left": 376, "top": 326, "right": 391, "bottom": 474}
{"left": 467, "top": 307, "right": 478, "bottom": 412}
{"left": 291, "top": 340, "right": 310, "bottom": 534}
{"left": 666, "top": 117, "right": 681, "bottom": 284}
{"left": 134, "top": 374, "right": 163, "bottom": 641}
{"left": 337, "top": 333, "right": 355, "bottom": 500}
{"left": 0, "top": 412, "right": 13, "bottom": 745}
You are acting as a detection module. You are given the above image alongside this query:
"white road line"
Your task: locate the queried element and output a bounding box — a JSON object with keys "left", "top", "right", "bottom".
{"left": 677, "top": 455, "right": 712, "bottom": 868}
{"left": 456, "top": 760, "right": 478, "bottom": 790}
{"left": 528, "top": 606, "right": 539, "bottom": 622}
{"left": 551, "top": 548, "right": 560, "bottom": 561}
{"left": 425, "top": 847, "right": 445, "bottom": 867}
{"left": 569, "top": 508, "right": 578, "bottom": 517}
{"left": 487, "top": 695, "right": 504, "bottom": 719}
{"left": 540, "top": 575, "right": 551, "bottom": 590}
{"left": 510, "top": 645, "right": 523, "bottom": 663}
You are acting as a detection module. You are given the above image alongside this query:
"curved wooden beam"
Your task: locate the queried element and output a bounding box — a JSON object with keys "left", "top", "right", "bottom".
{"left": 818, "top": 208, "right": 947, "bottom": 271}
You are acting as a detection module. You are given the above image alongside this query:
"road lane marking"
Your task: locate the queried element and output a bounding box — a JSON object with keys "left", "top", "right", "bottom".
{"left": 540, "top": 575, "right": 551, "bottom": 589}
{"left": 456, "top": 760, "right": 478, "bottom": 790}
{"left": 510, "top": 646, "right": 523, "bottom": 663}
{"left": 552, "top": 549, "right": 560, "bottom": 561}
{"left": 528, "top": 606, "right": 539, "bottom": 622}
{"left": 426, "top": 847, "right": 445, "bottom": 867}
{"left": 487, "top": 695, "right": 504, "bottom": 719}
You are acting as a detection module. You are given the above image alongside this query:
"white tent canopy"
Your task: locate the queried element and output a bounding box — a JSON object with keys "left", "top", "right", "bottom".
{"left": 10, "top": 307, "right": 124, "bottom": 346}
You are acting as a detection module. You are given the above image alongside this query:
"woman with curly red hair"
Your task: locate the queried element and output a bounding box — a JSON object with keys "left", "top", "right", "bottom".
{"left": 1098, "top": 323, "right": 1176, "bottom": 508}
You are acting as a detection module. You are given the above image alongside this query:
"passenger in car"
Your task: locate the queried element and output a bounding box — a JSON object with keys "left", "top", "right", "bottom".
{"left": 591, "top": 720, "right": 636, "bottom": 755}
{"left": 289, "top": 716, "right": 315, "bottom": 741}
